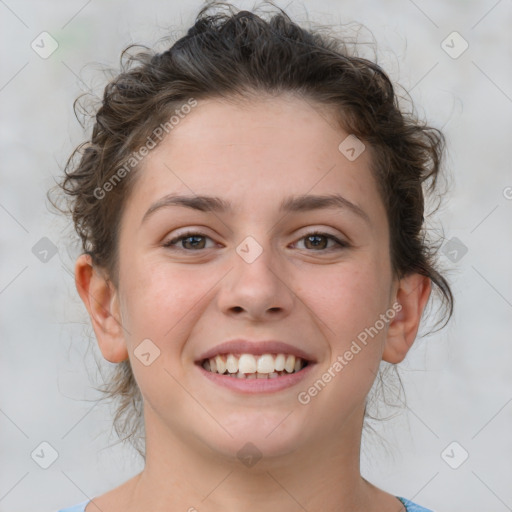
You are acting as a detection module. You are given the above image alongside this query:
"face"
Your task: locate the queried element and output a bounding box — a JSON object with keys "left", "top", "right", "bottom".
{"left": 95, "top": 94, "right": 403, "bottom": 462}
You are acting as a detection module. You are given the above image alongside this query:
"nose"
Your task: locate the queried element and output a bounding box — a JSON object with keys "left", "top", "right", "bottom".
{"left": 216, "top": 237, "right": 295, "bottom": 322}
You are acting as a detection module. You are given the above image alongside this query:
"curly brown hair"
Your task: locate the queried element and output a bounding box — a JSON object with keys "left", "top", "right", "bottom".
{"left": 49, "top": 0, "right": 453, "bottom": 461}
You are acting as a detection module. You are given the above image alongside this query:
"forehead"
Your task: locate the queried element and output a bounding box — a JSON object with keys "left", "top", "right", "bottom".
{"left": 125, "top": 94, "right": 386, "bottom": 227}
{"left": 155, "top": 93, "right": 357, "bottom": 170}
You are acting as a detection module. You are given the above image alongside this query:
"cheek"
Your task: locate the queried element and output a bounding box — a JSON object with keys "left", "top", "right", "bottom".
{"left": 119, "top": 259, "right": 212, "bottom": 343}
{"left": 301, "top": 260, "right": 391, "bottom": 351}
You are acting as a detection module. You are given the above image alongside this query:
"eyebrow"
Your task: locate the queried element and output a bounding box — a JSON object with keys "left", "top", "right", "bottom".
{"left": 140, "top": 193, "right": 371, "bottom": 225}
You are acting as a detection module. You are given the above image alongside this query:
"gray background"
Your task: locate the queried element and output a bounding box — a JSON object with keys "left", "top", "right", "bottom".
{"left": 1, "top": 1, "right": 511, "bottom": 511}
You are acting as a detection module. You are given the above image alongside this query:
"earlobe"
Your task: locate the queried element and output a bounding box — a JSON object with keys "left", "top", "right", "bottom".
{"left": 74, "top": 254, "right": 129, "bottom": 363}
{"left": 382, "top": 273, "right": 432, "bottom": 364}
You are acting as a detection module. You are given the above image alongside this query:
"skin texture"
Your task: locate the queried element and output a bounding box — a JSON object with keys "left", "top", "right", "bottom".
{"left": 75, "top": 93, "right": 431, "bottom": 512}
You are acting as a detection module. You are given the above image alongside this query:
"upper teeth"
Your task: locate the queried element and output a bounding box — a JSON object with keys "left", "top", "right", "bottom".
{"left": 203, "top": 353, "right": 306, "bottom": 374}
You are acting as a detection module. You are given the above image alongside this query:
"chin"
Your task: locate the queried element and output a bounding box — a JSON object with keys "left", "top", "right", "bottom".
{"left": 200, "top": 413, "right": 309, "bottom": 465}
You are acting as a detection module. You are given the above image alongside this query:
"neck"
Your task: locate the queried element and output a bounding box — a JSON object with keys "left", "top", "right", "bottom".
{"left": 125, "top": 403, "right": 383, "bottom": 512}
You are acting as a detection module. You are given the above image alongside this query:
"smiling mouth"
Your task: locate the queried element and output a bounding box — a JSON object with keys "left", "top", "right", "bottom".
{"left": 199, "top": 353, "right": 309, "bottom": 379}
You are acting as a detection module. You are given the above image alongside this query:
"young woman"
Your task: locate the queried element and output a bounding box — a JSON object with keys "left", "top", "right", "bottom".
{"left": 53, "top": 2, "right": 452, "bottom": 511}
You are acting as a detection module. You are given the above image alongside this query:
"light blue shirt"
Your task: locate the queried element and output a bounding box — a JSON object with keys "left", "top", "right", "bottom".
{"left": 56, "top": 495, "right": 434, "bottom": 511}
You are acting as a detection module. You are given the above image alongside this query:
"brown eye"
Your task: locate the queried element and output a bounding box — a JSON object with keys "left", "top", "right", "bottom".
{"left": 163, "top": 232, "right": 214, "bottom": 251}
{"left": 294, "top": 231, "right": 348, "bottom": 251}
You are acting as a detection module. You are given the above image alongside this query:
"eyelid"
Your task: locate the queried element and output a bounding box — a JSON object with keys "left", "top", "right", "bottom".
{"left": 162, "top": 228, "right": 349, "bottom": 252}
{"left": 291, "top": 230, "right": 349, "bottom": 250}
{"left": 163, "top": 229, "right": 217, "bottom": 249}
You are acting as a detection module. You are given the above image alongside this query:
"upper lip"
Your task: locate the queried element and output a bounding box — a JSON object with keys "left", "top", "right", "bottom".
{"left": 195, "top": 339, "right": 317, "bottom": 364}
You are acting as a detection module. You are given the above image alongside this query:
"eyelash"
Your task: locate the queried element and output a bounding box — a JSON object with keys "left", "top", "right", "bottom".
{"left": 162, "top": 230, "right": 349, "bottom": 252}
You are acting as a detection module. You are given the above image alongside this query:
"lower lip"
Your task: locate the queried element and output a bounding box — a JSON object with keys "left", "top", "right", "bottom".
{"left": 195, "top": 362, "right": 315, "bottom": 394}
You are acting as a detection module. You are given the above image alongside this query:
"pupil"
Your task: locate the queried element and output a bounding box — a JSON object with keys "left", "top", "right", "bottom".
{"left": 185, "top": 236, "right": 204, "bottom": 249}
{"left": 308, "top": 235, "right": 325, "bottom": 249}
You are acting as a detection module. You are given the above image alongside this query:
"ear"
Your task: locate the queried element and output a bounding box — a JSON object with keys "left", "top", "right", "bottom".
{"left": 382, "top": 273, "right": 431, "bottom": 364}
{"left": 74, "top": 253, "right": 128, "bottom": 363}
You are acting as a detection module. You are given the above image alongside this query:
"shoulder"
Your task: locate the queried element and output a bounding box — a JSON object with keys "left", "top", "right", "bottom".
{"left": 396, "top": 496, "right": 435, "bottom": 512}
{"left": 55, "top": 499, "right": 90, "bottom": 512}
{"left": 56, "top": 473, "right": 141, "bottom": 512}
